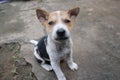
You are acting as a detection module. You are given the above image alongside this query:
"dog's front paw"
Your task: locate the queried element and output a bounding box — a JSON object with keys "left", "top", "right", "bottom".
{"left": 68, "top": 62, "right": 78, "bottom": 71}
{"left": 58, "top": 76, "right": 66, "bottom": 80}
{"left": 41, "top": 64, "right": 52, "bottom": 71}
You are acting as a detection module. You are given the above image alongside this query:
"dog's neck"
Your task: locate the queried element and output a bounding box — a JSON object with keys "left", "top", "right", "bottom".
{"left": 47, "top": 35, "right": 72, "bottom": 53}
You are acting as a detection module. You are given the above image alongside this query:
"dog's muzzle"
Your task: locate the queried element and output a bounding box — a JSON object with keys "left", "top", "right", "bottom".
{"left": 55, "top": 29, "right": 69, "bottom": 41}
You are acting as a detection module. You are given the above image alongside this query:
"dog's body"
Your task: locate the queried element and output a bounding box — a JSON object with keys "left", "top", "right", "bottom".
{"left": 30, "top": 7, "right": 80, "bottom": 80}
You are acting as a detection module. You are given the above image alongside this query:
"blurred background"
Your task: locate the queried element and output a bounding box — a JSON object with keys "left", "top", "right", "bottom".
{"left": 0, "top": 0, "right": 120, "bottom": 80}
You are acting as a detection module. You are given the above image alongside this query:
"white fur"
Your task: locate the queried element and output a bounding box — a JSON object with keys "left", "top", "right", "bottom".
{"left": 30, "top": 40, "right": 38, "bottom": 45}
{"left": 66, "top": 49, "right": 78, "bottom": 71}
{"left": 46, "top": 35, "right": 78, "bottom": 80}
{"left": 52, "top": 11, "right": 70, "bottom": 40}
{"left": 41, "top": 64, "right": 52, "bottom": 71}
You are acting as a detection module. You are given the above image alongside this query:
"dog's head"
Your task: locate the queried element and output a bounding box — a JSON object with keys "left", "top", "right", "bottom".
{"left": 36, "top": 7, "right": 80, "bottom": 42}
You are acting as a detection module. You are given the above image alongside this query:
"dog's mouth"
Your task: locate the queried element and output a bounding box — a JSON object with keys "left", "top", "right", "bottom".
{"left": 55, "top": 36, "right": 69, "bottom": 41}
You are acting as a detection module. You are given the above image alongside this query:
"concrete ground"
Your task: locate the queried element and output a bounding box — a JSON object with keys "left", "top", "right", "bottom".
{"left": 0, "top": 0, "right": 120, "bottom": 80}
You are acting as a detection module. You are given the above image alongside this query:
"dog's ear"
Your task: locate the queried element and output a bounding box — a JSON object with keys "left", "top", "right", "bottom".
{"left": 36, "top": 9, "right": 49, "bottom": 23}
{"left": 68, "top": 7, "right": 80, "bottom": 19}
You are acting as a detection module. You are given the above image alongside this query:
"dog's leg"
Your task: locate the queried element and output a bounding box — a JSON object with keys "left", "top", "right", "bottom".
{"left": 51, "top": 61, "right": 66, "bottom": 80}
{"left": 41, "top": 63, "right": 52, "bottom": 71}
{"left": 66, "top": 50, "right": 78, "bottom": 71}
{"left": 34, "top": 47, "right": 52, "bottom": 71}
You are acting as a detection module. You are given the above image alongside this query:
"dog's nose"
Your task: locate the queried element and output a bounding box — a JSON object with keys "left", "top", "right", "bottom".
{"left": 57, "top": 29, "right": 65, "bottom": 37}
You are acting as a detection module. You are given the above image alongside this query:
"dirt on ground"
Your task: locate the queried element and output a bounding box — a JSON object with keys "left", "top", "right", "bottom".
{"left": 0, "top": 42, "right": 36, "bottom": 80}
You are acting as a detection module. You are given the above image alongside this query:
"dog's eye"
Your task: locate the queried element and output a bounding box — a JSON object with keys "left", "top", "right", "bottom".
{"left": 64, "top": 19, "right": 70, "bottom": 23}
{"left": 48, "top": 21, "right": 54, "bottom": 25}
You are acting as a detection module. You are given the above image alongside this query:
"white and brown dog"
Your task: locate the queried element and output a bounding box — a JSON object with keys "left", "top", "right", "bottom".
{"left": 30, "top": 7, "right": 80, "bottom": 80}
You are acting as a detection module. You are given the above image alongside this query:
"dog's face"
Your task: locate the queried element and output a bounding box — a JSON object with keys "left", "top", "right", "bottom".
{"left": 36, "top": 7, "right": 80, "bottom": 41}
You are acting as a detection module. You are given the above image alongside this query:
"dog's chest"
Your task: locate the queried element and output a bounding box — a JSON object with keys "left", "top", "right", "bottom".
{"left": 56, "top": 44, "right": 71, "bottom": 54}
{"left": 47, "top": 39, "right": 72, "bottom": 59}
{"left": 53, "top": 43, "right": 71, "bottom": 59}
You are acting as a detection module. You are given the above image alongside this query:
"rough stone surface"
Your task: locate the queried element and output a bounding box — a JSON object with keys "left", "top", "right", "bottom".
{"left": 0, "top": 0, "right": 120, "bottom": 80}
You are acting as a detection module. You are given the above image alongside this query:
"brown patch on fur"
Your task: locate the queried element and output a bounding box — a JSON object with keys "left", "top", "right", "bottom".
{"left": 60, "top": 11, "right": 74, "bottom": 30}
{"left": 43, "top": 12, "right": 58, "bottom": 33}
{"left": 36, "top": 7, "right": 80, "bottom": 32}
{"left": 44, "top": 11, "right": 75, "bottom": 32}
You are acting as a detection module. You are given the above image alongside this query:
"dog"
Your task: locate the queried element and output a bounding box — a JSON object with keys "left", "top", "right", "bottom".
{"left": 30, "top": 7, "right": 80, "bottom": 80}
